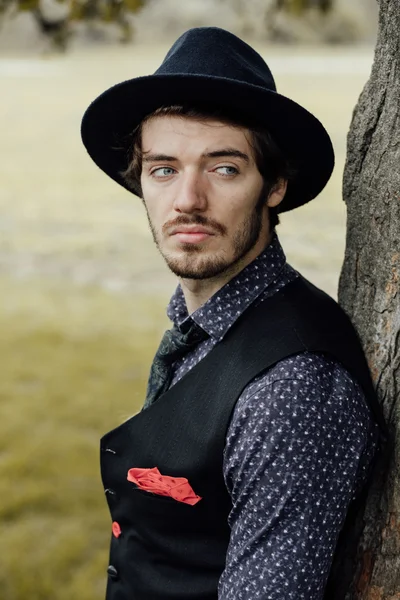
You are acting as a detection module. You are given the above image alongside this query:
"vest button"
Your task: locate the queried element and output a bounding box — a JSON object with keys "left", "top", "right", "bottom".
{"left": 112, "top": 521, "right": 121, "bottom": 538}
{"left": 102, "top": 447, "right": 117, "bottom": 455}
{"left": 107, "top": 565, "right": 119, "bottom": 581}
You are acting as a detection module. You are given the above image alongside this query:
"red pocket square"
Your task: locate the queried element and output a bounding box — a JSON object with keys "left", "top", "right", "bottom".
{"left": 127, "top": 467, "right": 202, "bottom": 506}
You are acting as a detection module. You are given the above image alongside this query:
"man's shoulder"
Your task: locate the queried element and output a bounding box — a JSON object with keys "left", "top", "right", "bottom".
{"left": 240, "top": 350, "right": 364, "bottom": 404}
{"left": 268, "top": 350, "right": 354, "bottom": 383}
{"left": 225, "top": 350, "right": 373, "bottom": 452}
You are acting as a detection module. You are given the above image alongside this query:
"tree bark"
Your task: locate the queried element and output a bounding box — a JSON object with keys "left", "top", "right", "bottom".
{"left": 338, "top": 0, "right": 400, "bottom": 597}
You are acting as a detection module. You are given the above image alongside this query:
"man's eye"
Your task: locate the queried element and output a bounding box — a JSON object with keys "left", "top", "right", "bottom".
{"left": 151, "top": 167, "right": 175, "bottom": 178}
{"left": 215, "top": 166, "right": 239, "bottom": 176}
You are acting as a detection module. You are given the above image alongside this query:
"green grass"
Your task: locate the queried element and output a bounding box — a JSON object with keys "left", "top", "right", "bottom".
{"left": 0, "top": 276, "right": 168, "bottom": 599}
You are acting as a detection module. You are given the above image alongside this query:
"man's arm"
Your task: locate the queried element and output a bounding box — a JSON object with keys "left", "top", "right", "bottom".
{"left": 219, "top": 352, "right": 379, "bottom": 600}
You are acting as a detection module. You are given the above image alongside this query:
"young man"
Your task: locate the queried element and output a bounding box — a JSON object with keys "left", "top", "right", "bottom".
{"left": 81, "top": 27, "right": 385, "bottom": 600}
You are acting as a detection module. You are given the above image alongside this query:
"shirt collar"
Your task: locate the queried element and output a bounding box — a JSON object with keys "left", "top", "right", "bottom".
{"left": 166, "top": 231, "right": 288, "bottom": 340}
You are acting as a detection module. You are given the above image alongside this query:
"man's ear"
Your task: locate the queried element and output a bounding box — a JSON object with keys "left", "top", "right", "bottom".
{"left": 267, "top": 178, "right": 287, "bottom": 208}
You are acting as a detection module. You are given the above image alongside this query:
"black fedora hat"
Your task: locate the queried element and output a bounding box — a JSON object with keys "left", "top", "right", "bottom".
{"left": 81, "top": 27, "right": 334, "bottom": 213}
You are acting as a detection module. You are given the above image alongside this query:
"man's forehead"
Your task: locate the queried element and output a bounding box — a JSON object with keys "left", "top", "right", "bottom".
{"left": 141, "top": 114, "right": 253, "bottom": 156}
{"left": 142, "top": 115, "right": 248, "bottom": 139}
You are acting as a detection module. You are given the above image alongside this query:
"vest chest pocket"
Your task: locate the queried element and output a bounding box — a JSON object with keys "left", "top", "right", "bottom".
{"left": 130, "top": 485, "right": 182, "bottom": 505}
{"left": 126, "top": 483, "right": 203, "bottom": 519}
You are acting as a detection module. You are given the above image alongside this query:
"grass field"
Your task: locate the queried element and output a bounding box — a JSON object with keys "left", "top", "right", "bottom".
{"left": 0, "top": 278, "right": 168, "bottom": 598}
{"left": 0, "top": 42, "right": 374, "bottom": 598}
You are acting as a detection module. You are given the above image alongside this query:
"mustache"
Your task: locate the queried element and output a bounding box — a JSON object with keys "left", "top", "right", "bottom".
{"left": 163, "top": 215, "right": 226, "bottom": 236}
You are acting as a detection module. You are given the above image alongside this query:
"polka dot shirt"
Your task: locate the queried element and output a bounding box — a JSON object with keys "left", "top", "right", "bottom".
{"left": 166, "top": 232, "right": 380, "bottom": 599}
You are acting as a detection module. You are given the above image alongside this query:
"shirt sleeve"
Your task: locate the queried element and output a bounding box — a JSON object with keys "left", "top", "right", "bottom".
{"left": 218, "top": 352, "right": 378, "bottom": 600}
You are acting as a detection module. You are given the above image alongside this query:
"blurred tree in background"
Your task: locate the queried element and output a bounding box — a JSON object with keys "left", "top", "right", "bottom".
{"left": 275, "top": 0, "right": 333, "bottom": 14}
{"left": 0, "top": 0, "right": 146, "bottom": 49}
{"left": 69, "top": 0, "right": 145, "bottom": 43}
{"left": 223, "top": 0, "right": 373, "bottom": 44}
{"left": 0, "top": 0, "right": 378, "bottom": 50}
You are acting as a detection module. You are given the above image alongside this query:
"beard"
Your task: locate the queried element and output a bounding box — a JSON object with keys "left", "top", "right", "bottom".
{"left": 145, "top": 192, "right": 267, "bottom": 281}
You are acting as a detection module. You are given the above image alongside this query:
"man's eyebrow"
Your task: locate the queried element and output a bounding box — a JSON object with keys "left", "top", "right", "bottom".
{"left": 142, "top": 153, "right": 177, "bottom": 163}
{"left": 203, "top": 149, "right": 250, "bottom": 162}
{"left": 142, "top": 149, "right": 250, "bottom": 163}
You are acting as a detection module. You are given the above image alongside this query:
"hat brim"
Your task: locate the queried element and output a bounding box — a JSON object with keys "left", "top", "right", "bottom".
{"left": 81, "top": 73, "right": 334, "bottom": 213}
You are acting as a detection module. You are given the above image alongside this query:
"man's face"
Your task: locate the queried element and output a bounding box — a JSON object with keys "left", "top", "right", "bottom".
{"left": 140, "top": 115, "right": 279, "bottom": 281}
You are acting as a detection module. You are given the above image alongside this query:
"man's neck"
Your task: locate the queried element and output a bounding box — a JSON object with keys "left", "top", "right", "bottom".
{"left": 180, "top": 232, "right": 273, "bottom": 315}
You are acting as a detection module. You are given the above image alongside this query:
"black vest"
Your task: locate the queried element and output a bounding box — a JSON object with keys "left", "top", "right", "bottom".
{"left": 100, "top": 275, "right": 387, "bottom": 600}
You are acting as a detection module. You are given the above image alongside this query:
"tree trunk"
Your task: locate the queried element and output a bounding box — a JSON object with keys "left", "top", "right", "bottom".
{"left": 338, "top": 0, "right": 400, "bottom": 597}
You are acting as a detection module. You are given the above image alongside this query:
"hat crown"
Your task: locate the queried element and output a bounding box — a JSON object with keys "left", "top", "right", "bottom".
{"left": 155, "top": 27, "right": 276, "bottom": 91}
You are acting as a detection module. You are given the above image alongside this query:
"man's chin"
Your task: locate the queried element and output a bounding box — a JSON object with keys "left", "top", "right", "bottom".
{"left": 163, "top": 254, "right": 231, "bottom": 281}
{"left": 165, "top": 262, "right": 218, "bottom": 281}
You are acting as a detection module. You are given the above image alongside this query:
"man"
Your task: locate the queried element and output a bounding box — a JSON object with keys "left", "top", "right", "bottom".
{"left": 81, "top": 27, "right": 386, "bottom": 600}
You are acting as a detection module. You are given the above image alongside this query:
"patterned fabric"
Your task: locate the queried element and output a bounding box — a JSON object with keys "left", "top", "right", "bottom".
{"left": 161, "top": 231, "right": 380, "bottom": 599}
{"left": 142, "top": 321, "right": 209, "bottom": 409}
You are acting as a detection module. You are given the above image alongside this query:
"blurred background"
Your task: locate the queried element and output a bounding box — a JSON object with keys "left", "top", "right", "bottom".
{"left": 0, "top": 1, "right": 378, "bottom": 598}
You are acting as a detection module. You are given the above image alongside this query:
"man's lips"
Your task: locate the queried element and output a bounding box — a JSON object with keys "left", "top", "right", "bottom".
{"left": 170, "top": 226, "right": 215, "bottom": 235}
{"left": 169, "top": 226, "right": 215, "bottom": 244}
{"left": 172, "top": 232, "right": 213, "bottom": 243}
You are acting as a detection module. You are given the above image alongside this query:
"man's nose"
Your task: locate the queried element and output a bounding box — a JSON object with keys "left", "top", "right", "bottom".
{"left": 172, "top": 171, "right": 207, "bottom": 213}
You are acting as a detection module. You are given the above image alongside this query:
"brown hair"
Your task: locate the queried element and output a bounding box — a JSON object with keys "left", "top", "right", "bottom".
{"left": 121, "top": 104, "right": 296, "bottom": 232}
